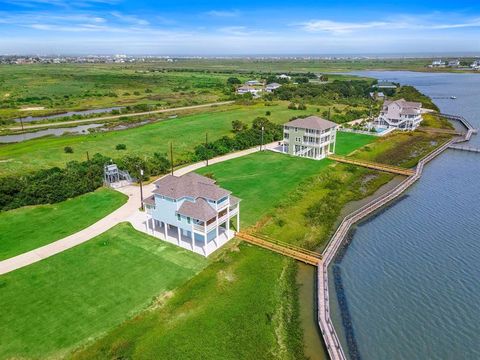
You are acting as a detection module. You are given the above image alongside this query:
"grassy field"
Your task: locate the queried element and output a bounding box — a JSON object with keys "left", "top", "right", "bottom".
{"left": 197, "top": 133, "right": 374, "bottom": 227}
{"left": 0, "top": 223, "right": 207, "bottom": 359}
{"left": 0, "top": 64, "right": 238, "bottom": 121}
{"left": 128, "top": 58, "right": 479, "bottom": 73}
{"left": 0, "top": 103, "right": 359, "bottom": 176}
{"left": 351, "top": 130, "right": 453, "bottom": 168}
{"left": 0, "top": 188, "right": 127, "bottom": 260}
{"left": 420, "top": 113, "right": 455, "bottom": 129}
{"left": 72, "top": 135, "right": 377, "bottom": 360}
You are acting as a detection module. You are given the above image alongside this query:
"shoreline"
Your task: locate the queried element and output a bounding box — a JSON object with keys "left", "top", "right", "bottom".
{"left": 317, "top": 112, "right": 476, "bottom": 359}
{"left": 317, "top": 138, "right": 455, "bottom": 360}
{"left": 297, "top": 175, "right": 404, "bottom": 360}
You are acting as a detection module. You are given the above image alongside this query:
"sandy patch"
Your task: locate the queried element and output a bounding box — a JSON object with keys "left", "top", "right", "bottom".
{"left": 19, "top": 106, "right": 45, "bottom": 111}
{"left": 0, "top": 159, "right": 13, "bottom": 163}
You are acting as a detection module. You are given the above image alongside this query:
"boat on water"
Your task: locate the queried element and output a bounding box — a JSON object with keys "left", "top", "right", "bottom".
{"left": 450, "top": 96, "right": 457, "bottom": 99}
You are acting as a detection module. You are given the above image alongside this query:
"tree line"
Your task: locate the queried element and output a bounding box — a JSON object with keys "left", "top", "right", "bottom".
{"left": 0, "top": 117, "right": 281, "bottom": 212}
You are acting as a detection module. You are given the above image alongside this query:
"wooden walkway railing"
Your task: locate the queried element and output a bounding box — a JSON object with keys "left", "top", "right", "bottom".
{"left": 449, "top": 144, "right": 480, "bottom": 153}
{"left": 329, "top": 155, "right": 415, "bottom": 176}
{"left": 236, "top": 231, "right": 321, "bottom": 266}
{"left": 317, "top": 138, "right": 456, "bottom": 360}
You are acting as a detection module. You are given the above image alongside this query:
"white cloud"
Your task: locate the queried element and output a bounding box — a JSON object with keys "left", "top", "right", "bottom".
{"left": 297, "top": 16, "right": 480, "bottom": 34}
{"left": 205, "top": 10, "right": 240, "bottom": 18}
{"left": 299, "top": 20, "right": 390, "bottom": 34}
{"left": 110, "top": 11, "right": 149, "bottom": 26}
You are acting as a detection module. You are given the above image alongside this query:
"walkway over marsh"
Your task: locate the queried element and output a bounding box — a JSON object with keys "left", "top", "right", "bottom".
{"left": 329, "top": 155, "right": 415, "bottom": 176}
{"left": 236, "top": 232, "right": 321, "bottom": 266}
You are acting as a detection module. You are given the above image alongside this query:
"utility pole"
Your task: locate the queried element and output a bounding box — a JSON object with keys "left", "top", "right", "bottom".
{"left": 170, "top": 142, "right": 174, "bottom": 175}
{"left": 86, "top": 151, "right": 90, "bottom": 162}
{"left": 328, "top": 107, "right": 331, "bottom": 120}
{"left": 138, "top": 168, "right": 144, "bottom": 211}
{"left": 205, "top": 132, "right": 209, "bottom": 166}
{"left": 20, "top": 118, "right": 24, "bottom": 131}
{"left": 261, "top": 126, "right": 264, "bottom": 151}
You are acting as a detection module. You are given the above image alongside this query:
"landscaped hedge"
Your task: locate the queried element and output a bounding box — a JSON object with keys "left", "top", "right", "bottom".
{"left": 0, "top": 154, "right": 108, "bottom": 211}
{"left": 193, "top": 117, "right": 283, "bottom": 161}
{"left": 0, "top": 152, "right": 172, "bottom": 212}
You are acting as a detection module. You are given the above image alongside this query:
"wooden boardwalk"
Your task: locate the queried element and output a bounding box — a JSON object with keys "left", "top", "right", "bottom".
{"left": 439, "top": 113, "right": 478, "bottom": 142}
{"left": 449, "top": 144, "right": 480, "bottom": 153}
{"left": 318, "top": 139, "right": 455, "bottom": 360}
{"left": 329, "top": 155, "right": 415, "bottom": 176}
{"left": 236, "top": 232, "right": 321, "bottom": 266}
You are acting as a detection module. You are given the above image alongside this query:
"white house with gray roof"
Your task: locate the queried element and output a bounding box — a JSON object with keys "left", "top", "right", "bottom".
{"left": 374, "top": 98, "right": 423, "bottom": 130}
{"left": 265, "top": 82, "right": 282, "bottom": 92}
{"left": 143, "top": 173, "right": 240, "bottom": 256}
{"left": 282, "top": 116, "right": 338, "bottom": 160}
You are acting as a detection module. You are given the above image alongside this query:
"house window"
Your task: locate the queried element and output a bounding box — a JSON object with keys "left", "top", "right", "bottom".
{"left": 177, "top": 214, "right": 181, "bottom": 221}
{"left": 187, "top": 217, "right": 191, "bottom": 224}
{"left": 294, "top": 127, "right": 298, "bottom": 132}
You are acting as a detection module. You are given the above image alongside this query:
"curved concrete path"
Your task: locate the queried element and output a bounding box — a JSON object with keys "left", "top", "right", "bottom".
{"left": 0, "top": 142, "right": 277, "bottom": 275}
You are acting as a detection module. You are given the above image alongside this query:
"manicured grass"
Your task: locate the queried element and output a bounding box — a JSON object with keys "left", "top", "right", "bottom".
{"left": 199, "top": 151, "right": 332, "bottom": 227}
{"left": 0, "top": 188, "right": 127, "bottom": 260}
{"left": 0, "top": 223, "right": 207, "bottom": 359}
{"left": 0, "top": 103, "right": 317, "bottom": 176}
{"left": 335, "top": 131, "right": 376, "bottom": 155}
{"left": 74, "top": 136, "right": 376, "bottom": 360}
{"left": 72, "top": 243, "right": 291, "bottom": 360}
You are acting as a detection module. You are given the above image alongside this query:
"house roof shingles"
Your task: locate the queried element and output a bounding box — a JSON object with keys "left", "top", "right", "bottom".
{"left": 153, "top": 173, "right": 230, "bottom": 201}
{"left": 284, "top": 116, "right": 338, "bottom": 131}
{"left": 177, "top": 198, "right": 217, "bottom": 222}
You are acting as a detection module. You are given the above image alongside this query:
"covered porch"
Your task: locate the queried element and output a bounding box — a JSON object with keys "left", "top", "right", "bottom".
{"left": 145, "top": 216, "right": 236, "bottom": 257}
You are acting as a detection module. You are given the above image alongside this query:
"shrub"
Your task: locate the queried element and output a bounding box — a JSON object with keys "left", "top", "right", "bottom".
{"left": 265, "top": 111, "right": 271, "bottom": 116}
{"left": 64, "top": 146, "right": 74, "bottom": 154}
{"left": 0, "top": 153, "right": 109, "bottom": 211}
{"left": 116, "top": 144, "right": 127, "bottom": 150}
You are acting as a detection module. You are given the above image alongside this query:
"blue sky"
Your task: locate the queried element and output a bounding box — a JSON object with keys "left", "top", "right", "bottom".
{"left": 0, "top": 0, "right": 479, "bottom": 55}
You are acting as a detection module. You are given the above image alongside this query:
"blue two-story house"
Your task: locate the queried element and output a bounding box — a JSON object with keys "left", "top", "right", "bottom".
{"left": 143, "top": 172, "right": 240, "bottom": 256}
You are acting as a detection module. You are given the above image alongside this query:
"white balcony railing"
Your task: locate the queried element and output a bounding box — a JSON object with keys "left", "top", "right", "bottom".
{"left": 193, "top": 223, "right": 205, "bottom": 232}
{"left": 217, "top": 213, "right": 228, "bottom": 224}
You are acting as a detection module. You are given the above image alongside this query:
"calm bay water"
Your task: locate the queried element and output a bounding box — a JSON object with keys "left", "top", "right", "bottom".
{"left": 331, "top": 71, "right": 480, "bottom": 360}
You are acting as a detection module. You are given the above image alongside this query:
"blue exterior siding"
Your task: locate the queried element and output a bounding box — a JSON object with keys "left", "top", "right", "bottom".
{"left": 151, "top": 194, "right": 192, "bottom": 232}
{"left": 194, "top": 233, "right": 205, "bottom": 242}
{"left": 207, "top": 229, "right": 217, "bottom": 242}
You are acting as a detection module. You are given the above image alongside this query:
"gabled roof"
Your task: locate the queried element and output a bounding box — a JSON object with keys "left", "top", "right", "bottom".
{"left": 143, "top": 195, "right": 155, "bottom": 206}
{"left": 383, "top": 98, "right": 422, "bottom": 109}
{"left": 266, "top": 82, "right": 281, "bottom": 88}
{"left": 153, "top": 173, "right": 230, "bottom": 201}
{"left": 177, "top": 198, "right": 217, "bottom": 222}
{"left": 284, "top": 116, "right": 338, "bottom": 131}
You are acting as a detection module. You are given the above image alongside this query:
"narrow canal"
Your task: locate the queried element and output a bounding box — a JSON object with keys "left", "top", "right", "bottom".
{"left": 329, "top": 72, "right": 480, "bottom": 359}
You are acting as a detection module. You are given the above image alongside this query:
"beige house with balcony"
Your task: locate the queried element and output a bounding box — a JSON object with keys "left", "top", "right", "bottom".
{"left": 282, "top": 116, "right": 338, "bottom": 160}
{"left": 374, "top": 98, "right": 423, "bottom": 130}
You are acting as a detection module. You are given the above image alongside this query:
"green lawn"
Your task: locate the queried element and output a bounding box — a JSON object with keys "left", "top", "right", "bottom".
{"left": 335, "top": 131, "right": 375, "bottom": 155}
{"left": 73, "top": 135, "right": 376, "bottom": 360}
{"left": 198, "top": 151, "right": 332, "bottom": 227}
{"left": 0, "top": 103, "right": 318, "bottom": 176}
{"left": 0, "top": 223, "right": 207, "bottom": 359}
{"left": 0, "top": 188, "right": 127, "bottom": 261}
